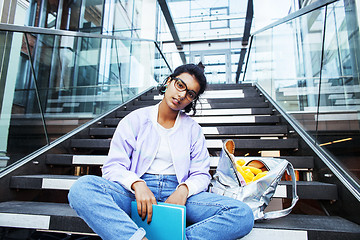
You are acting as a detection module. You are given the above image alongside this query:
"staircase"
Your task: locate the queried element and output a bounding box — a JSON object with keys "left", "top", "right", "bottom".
{"left": 0, "top": 83, "right": 359, "bottom": 240}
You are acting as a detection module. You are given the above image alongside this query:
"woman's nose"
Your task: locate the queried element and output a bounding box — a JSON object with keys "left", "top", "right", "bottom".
{"left": 178, "top": 90, "right": 186, "bottom": 100}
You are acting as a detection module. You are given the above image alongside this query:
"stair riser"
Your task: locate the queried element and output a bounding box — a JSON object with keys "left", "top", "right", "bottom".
{"left": 90, "top": 125, "right": 288, "bottom": 138}
{"left": 139, "top": 96, "right": 264, "bottom": 102}
{"left": 116, "top": 108, "right": 273, "bottom": 118}
{"left": 10, "top": 176, "right": 334, "bottom": 199}
{"left": 2, "top": 210, "right": 358, "bottom": 240}
{"left": 103, "top": 116, "right": 279, "bottom": 127}
{"left": 46, "top": 154, "right": 314, "bottom": 169}
{"left": 70, "top": 139, "right": 298, "bottom": 150}
{"left": 126, "top": 102, "right": 269, "bottom": 111}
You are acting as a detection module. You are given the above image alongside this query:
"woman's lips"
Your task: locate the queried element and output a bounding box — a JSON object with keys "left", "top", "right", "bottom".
{"left": 172, "top": 98, "right": 181, "bottom": 105}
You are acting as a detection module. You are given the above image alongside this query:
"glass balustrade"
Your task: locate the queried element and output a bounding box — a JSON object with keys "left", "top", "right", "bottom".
{"left": 244, "top": 0, "right": 360, "bottom": 184}
{"left": 0, "top": 26, "right": 171, "bottom": 171}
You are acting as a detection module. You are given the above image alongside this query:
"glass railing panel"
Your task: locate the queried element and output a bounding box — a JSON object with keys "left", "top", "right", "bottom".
{"left": 0, "top": 31, "right": 48, "bottom": 166}
{"left": 317, "top": 0, "right": 360, "bottom": 181}
{"left": 244, "top": 0, "right": 360, "bottom": 184}
{"left": 245, "top": 6, "right": 326, "bottom": 133}
{"left": 0, "top": 26, "right": 171, "bottom": 172}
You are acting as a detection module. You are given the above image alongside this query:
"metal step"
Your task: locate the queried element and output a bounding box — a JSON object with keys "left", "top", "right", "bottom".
{"left": 203, "top": 125, "right": 287, "bottom": 136}
{"left": 46, "top": 154, "right": 314, "bottom": 169}
{"left": 10, "top": 175, "right": 78, "bottom": 190}
{"left": 126, "top": 102, "right": 269, "bottom": 111}
{"left": 206, "top": 83, "right": 254, "bottom": 90}
{"left": 246, "top": 214, "right": 360, "bottom": 240}
{"left": 46, "top": 154, "right": 107, "bottom": 166}
{"left": 142, "top": 90, "right": 261, "bottom": 100}
{"left": 201, "top": 97, "right": 265, "bottom": 103}
{"left": 115, "top": 107, "right": 273, "bottom": 118}
{"left": 206, "top": 139, "right": 298, "bottom": 150}
{"left": 193, "top": 115, "right": 279, "bottom": 125}
{"left": 9, "top": 175, "right": 335, "bottom": 200}
{"left": 131, "top": 98, "right": 266, "bottom": 108}
{"left": 0, "top": 201, "right": 93, "bottom": 234}
{"left": 3, "top": 201, "right": 358, "bottom": 240}
{"left": 195, "top": 108, "right": 273, "bottom": 116}
{"left": 131, "top": 98, "right": 266, "bottom": 106}
{"left": 103, "top": 115, "right": 279, "bottom": 127}
{"left": 89, "top": 125, "right": 288, "bottom": 138}
{"left": 70, "top": 138, "right": 298, "bottom": 150}
{"left": 138, "top": 95, "right": 265, "bottom": 103}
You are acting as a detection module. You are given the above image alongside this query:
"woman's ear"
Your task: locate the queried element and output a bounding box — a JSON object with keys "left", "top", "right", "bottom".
{"left": 166, "top": 77, "right": 172, "bottom": 85}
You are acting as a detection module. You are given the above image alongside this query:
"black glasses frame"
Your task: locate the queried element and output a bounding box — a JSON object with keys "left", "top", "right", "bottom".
{"left": 171, "top": 77, "right": 198, "bottom": 101}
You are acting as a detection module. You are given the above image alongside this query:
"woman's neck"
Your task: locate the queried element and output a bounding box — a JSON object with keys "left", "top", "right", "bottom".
{"left": 157, "top": 101, "right": 178, "bottom": 129}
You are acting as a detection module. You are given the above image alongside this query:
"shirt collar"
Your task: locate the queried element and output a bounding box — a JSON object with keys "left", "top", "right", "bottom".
{"left": 150, "top": 102, "right": 182, "bottom": 133}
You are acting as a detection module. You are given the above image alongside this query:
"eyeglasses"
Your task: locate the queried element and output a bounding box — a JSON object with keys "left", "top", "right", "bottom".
{"left": 171, "top": 77, "right": 198, "bottom": 101}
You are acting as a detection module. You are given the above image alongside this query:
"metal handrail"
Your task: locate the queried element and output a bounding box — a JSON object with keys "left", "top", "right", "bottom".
{"left": 251, "top": 0, "right": 338, "bottom": 36}
{"left": 0, "top": 23, "right": 172, "bottom": 72}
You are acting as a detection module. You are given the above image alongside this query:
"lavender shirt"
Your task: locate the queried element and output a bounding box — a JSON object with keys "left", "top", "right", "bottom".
{"left": 102, "top": 104, "right": 211, "bottom": 196}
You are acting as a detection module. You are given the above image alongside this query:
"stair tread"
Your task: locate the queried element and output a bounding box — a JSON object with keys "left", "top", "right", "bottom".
{"left": 104, "top": 115, "right": 280, "bottom": 127}
{"left": 204, "top": 83, "right": 255, "bottom": 89}
{"left": 135, "top": 97, "right": 265, "bottom": 105}
{"left": 1, "top": 201, "right": 359, "bottom": 235}
{"left": 126, "top": 102, "right": 269, "bottom": 111}
{"left": 254, "top": 213, "right": 360, "bottom": 233}
{"left": 0, "top": 201, "right": 92, "bottom": 233}
{"left": 9, "top": 175, "right": 337, "bottom": 199}
{"left": 116, "top": 107, "right": 273, "bottom": 118}
{"left": 46, "top": 154, "right": 313, "bottom": 169}
{"left": 70, "top": 138, "right": 299, "bottom": 150}
{"left": 90, "top": 125, "right": 288, "bottom": 137}
{"left": 10, "top": 174, "right": 332, "bottom": 186}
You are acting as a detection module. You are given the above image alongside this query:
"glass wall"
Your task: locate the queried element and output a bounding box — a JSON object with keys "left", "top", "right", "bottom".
{"left": 0, "top": 0, "right": 170, "bottom": 171}
{"left": 0, "top": 26, "right": 170, "bottom": 170}
{"left": 244, "top": 0, "right": 360, "bottom": 183}
{"left": 25, "top": 0, "right": 157, "bottom": 38}
{"left": 158, "top": 0, "right": 249, "bottom": 83}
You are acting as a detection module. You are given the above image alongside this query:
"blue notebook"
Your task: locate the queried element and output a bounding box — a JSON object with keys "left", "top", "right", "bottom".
{"left": 131, "top": 201, "right": 186, "bottom": 240}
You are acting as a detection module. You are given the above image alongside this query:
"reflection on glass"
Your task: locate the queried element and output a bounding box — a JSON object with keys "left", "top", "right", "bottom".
{"left": 245, "top": 1, "right": 360, "bottom": 183}
{"left": 317, "top": 1, "right": 360, "bottom": 180}
{"left": 246, "top": 7, "right": 326, "bottom": 130}
{"left": 0, "top": 28, "right": 170, "bottom": 172}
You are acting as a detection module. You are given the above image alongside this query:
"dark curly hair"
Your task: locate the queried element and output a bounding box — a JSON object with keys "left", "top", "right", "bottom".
{"left": 159, "top": 63, "right": 207, "bottom": 115}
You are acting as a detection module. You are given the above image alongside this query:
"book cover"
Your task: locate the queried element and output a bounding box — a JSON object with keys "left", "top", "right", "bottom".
{"left": 131, "top": 201, "right": 186, "bottom": 240}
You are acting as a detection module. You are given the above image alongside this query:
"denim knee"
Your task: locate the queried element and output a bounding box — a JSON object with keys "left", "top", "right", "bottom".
{"left": 235, "top": 202, "right": 254, "bottom": 236}
{"left": 68, "top": 175, "right": 97, "bottom": 208}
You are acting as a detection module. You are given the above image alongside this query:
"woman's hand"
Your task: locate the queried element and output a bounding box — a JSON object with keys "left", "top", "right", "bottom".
{"left": 165, "top": 184, "right": 189, "bottom": 206}
{"left": 132, "top": 181, "right": 157, "bottom": 223}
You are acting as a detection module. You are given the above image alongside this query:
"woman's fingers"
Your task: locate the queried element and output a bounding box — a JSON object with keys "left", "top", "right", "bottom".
{"left": 146, "top": 201, "right": 153, "bottom": 223}
{"left": 132, "top": 182, "right": 157, "bottom": 223}
{"left": 141, "top": 201, "right": 148, "bottom": 221}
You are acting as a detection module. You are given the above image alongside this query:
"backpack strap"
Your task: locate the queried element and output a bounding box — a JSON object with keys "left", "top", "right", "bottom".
{"left": 263, "top": 162, "right": 299, "bottom": 220}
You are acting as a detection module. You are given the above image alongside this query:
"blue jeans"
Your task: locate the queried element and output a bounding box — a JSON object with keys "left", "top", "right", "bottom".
{"left": 68, "top": 174, "right": 254, "bottom": 240}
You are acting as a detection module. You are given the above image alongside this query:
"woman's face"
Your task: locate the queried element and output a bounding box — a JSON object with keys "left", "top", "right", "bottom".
{"left": 164, "top": 72, "right": 201, "bottom": 112}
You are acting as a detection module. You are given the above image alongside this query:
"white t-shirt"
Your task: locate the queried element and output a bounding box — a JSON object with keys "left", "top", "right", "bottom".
{"left": 145, "top": 122, "right": 176, "bottom": 174}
